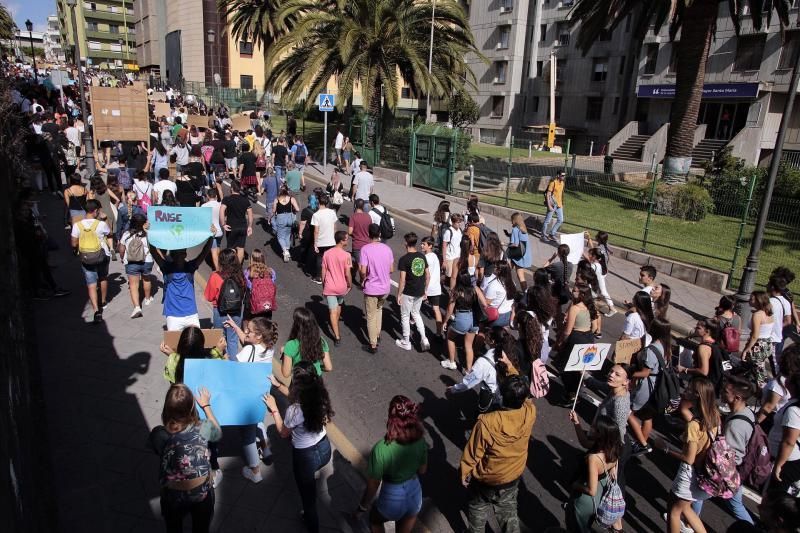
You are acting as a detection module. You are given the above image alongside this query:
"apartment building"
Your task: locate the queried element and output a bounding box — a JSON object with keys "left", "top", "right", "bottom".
{"left": 56, "top": 0, "right": 138, "bottom": 71}
{"left": 45, "top": 15, "right": 67, "bottom": 63}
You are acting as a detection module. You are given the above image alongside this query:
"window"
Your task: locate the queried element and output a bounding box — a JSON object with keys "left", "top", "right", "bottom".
{"left": 536, "top": 60, "right": 543, "bottom": 77}
{"left": 88, "top": 41, "right": 101, "bottom": 50}
{"left": 87, "top": 21, "right": 98, "bottom": 31}
{"left": 239, "top": 41, "right": 254, "bottom": 55}
{"left": 592, "top": 58, "right": 608, "bottom": 82}
{"left": 500, "top": 0, "right": 513, "bottom": 11}
{"left": 668, "top": 43, "right": 679, "bottom": 73}
{"left": 779, "top": 31, "right": 800, "bottom": 70}
{"left": 240, "top": 75, "right": 253, "bottom": 89}
{"left": 491, "top": 95, "right": 505, "bottom": 117}
{"left": 90, "top": 3, "right": 96, "bottom": 11}
{"left": 556, "top": 59, "right": 566, "bottom": 82}
{"left": 494, "top": 61, "right": 508, "bottom": 83}
{"left": 401, "top": 87, "right": 413, "bottom": 99}
{"left": 110, "top": 42, "right": 121, "bottom": 52}
{"left": 586, "top": 97, "right": 603, "bottom": 121}
{"left": 619, "top": 56, "right": 626, "bottom": 75}
{"left": 644, "top": 43, "right": 658, "bottom": 74}
{"left": 733, "top": 34, "right": 766, "bottom": 71}
{"left": 557, "top": 24, "right": 570, "bottom": 47}
{"left": 532, "top": 96, "right": 540, "bottom": 112}
{"left": 498, "top": 26, "right": 510, "bottom": 49}
{"left": 613, "top": 97, "right": 620, "bottom": 114}
{"left": 110, "top": 25, "right": 119, "bottom": 34}
{"left": 109, "top": 5, "right": 117, "bottom": 13}
{"left": 540, "top": 24, "right": 547, "bottom": 42}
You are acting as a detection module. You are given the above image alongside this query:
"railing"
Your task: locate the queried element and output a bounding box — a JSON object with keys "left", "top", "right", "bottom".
{"left": 607, "top": 120, "right": 640, "bottom": 156}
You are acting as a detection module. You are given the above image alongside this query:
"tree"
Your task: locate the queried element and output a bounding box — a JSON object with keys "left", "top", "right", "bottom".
{"left": 448, "top": 88, "right": 479, "bottom": 130}
{"left": 570, "top": 0, "right": 795, "bottom": 179}
{"left": 217, "top": 0, "right": 291, "bottom": 51}
{"left": 0, "top": 3, "right": 16, "bottom": 43}
{"left": 264, "top": 0, "right": 480, "bottom": 148}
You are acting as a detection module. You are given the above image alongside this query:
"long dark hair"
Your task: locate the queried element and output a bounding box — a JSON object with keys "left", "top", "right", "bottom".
{"left": 483, "top": 232, "right": 503, "bottom": 263}
{"left": 287, "top": 307, "right": 324, "bottom": 364}
{"left": 129, "top": 213, "right": 147, "bottom": 237}
{"left": 573, "top": 282, "right": 598, "bottom": 320}
{"left": 525, "top": 285, "right": 555, "bottom": 324}
{"left": 453, "top": 274, "right": 476, "bottom": 309}
{"left": 577, "top": 259, "right": 600, "bottom": 294}
{"left": 154, "top": 140, "right": 167, "bottom": 156}
{"left": 288, "top": 361, "right": 334, "bottom": 433}
{"left": 434, "top": 201, "right": 450, "bottom": 224}
{"left": 490, "top": 327, "right": 521, "bottom": 381}
{"left": 492, "top": 261, "right": 518, "bottom": 301}
{"left": 649, "top": 317, "right": 672, "bottom": 360}
{"left": 590, "top": 415, "right": 622, "bottom": 464}
{"left": 175, "top": 326, "right": 207, "bottom": 383}
{"left": 218, "top": 248, "right": 245, "bottom": 287}
{"left": 557, "top": 244, "right": 570, "bottom": 287}
{"left": 632, "top": 290, "right": 655, "bottom": 331}
{"left": 384, "top": 395, "right": 424, "bottom": 445}
{"left": 456, "top": 235, "right": 473, "bottom": 273}
{"left": 90, "top": 175, "right": 107, "bottom": 196}
{"left": 160, "top": 189, "right": 178, "bottom": 206}
{"left": 515, "top": 311, "right": 544, "bottom": 362}
{"left": 588, "top": 247, "right": 608, "bottom": 276}
{"left": 654, "top": 283, "right": 671, "bottom": 319}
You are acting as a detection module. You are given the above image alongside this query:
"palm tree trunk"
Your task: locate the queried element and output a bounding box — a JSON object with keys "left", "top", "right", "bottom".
{"left": 618, "top": 7, "right": 648, "bottom": 133}
{"left": 364, "top": 81, "right": 382, "bottom": 166}
{"left": 663, "top": 0, "right": 717, "bottom": 181}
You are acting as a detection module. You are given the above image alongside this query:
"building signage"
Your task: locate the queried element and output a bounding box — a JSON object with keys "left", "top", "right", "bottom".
{"left": 637, "top": 83, "right": 759, "bottom": 99}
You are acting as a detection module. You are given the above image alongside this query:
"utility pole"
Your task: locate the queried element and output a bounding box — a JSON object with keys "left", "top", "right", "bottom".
{"left": 735, "top": 36, "right": 800, "bottom": 324}
{"left": 66, "top": 0, "right": 96, "bottom": 174}
{"left": 25, "top": 20, "right": 38, "bottom": 82}
{"left": 425, "top": 0, "right": 436, "bottom": 123}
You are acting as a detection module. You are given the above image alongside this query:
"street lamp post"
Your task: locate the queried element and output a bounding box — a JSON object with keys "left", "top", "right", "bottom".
{"left": 207, "top": 29, "right": 216, "bottom": 109}
{"left": 25, "top": 19, "right": 38, "bottom": 83}
{"left": 66, "top": 0, "right": 96, "bottom": 174}
{"left": 734, "top": 37, "right": 800, "bottom": 324}
{"left": 425, "top": 0, "right": 436, "bottom": 123}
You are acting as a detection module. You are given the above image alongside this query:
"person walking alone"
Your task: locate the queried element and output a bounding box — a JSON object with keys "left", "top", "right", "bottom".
{"left": 542, "top": 172, "right": 565, "bottom": 242}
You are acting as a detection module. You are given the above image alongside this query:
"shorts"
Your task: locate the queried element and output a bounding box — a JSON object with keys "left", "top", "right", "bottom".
{"left": 375, "top": 477, "right": 422, "bottom": 522}
{"left": 671, "top": 462, "right": 711, "bottom": 502}
{"left": 489, "top": 310, "right": 512, "bottom": 328}
{"left": 226, "top": 228, "right": 247, "bottom": 249}
{"left": 125, "top": 261, "right": 154, "bottom": 276}
{"left": 81, "top": 257, "right": 110, "bottom": 285}
{"left": 351, "top": 249, "right": 362, "bottom": 265}
{"left": 426, "top": 294, "right": 441, "bottom": 307}
{"left": 325, "top": 295, "right": 344, "bottom": 309}
{"left": 634, "top": 403, "right": 657, "bottom": 421}
{"left": 451, "top": 310, "right": 478, "bottom": 335}
{"left": 225, "top": 157, "right": 237, "bottom": 170}
{"left": 165, "top": 314, "right": 201, "bottom": 332}
{"left": 211, "top": 236, "right": 224, "bottom": 249}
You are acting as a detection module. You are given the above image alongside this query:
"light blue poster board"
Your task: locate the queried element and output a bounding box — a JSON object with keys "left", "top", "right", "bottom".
{"left": 184, "top": 359, "right": 273, "bottom": 426}
{"left": 148, "top": 206, "right": 212, "bottom": 250}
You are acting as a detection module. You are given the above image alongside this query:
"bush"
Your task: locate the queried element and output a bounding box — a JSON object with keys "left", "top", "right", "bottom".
{"left": 641, "top": 183, "right": 715, "bottom": 221}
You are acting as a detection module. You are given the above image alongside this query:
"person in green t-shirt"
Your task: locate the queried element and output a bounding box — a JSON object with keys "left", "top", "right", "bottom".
{"left": 356, "top": 395, "right": 428, "bottom": 531}
{"left": 280, "top": 307, "right": 333, "bottom": 379}
{"left": 284, "top": 161, "right": 305, "bottom": 193}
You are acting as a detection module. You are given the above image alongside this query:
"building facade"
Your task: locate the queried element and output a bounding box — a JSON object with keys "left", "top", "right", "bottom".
{"left": 56, "top": 0, "right": 138, "bottom": 71}
{"left": 45, "top": 15, "right": 67, "bottom": 63}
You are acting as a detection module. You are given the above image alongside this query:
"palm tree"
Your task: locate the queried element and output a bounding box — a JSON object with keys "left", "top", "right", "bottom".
{"left": 0, "top": 3, "right": 16, "bottom": 42}
{"left": 570, "top": 0, "right": 794, "bottom": 179}
{"left": 264, "top": 0, "right": 479, "bottom": 143}
{"left": 217, "top": 0, "right": 291, "bottom": 52}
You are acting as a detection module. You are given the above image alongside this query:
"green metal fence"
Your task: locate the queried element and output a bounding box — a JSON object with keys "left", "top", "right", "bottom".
{"left": 453, "top": 137, "right": 800, "bottom": 289}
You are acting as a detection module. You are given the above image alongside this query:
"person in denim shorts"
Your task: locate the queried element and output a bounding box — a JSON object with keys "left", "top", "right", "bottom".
{"left": 70, "top": 199, "right": 111, "bottom": 323}
{"left": 441, "top": 274, "right": 479, "bottom": 372}
{"left": 356, "top": 395, "right": 427, "bottom": 532}
{"left": 119, "top": 213, "right": 154, "bottom": 319}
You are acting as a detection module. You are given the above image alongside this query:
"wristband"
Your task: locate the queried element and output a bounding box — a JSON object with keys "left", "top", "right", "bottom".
{"left": 200, "top": 404, "right": 210, "bottom": 409}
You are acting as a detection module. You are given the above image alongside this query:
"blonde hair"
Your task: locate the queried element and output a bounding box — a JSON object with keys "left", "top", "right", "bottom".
{"left": 249, "top": 248, "right": 272, "bottom": 279}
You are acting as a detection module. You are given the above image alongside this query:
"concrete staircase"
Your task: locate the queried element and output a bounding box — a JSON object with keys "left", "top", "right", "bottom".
{"left": 611, "top": 134, "right": 649, "bottom": 161}
{"left": 691, "top": 139, "right": 728, "bottom": 168}
{"left": 457, "top": 172, "right": 505, "bottom": 190}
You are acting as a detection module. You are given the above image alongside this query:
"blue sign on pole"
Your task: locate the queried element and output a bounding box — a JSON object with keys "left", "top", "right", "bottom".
{"left": 636, "top": 83, "right": 759, "bottom": 99}
{"left": 318, "top": 93, "right": 335, "bottom": 112}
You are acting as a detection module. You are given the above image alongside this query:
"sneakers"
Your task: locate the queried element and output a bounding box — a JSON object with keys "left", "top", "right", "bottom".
{"left": 53, "top": 288, "right": 71, "bottom": 297}
{"left": 130, "top": 306, "right": 143, "bottom": 319}
{"left": 440, "top": 360, "right": 457, "bottom": 370}
{"left": 395, "top": 338, "right": 413, "bottom": 351}
{"left": 662, "top": 512, "right": 694, "bottom": 533}
{"left": 420, "top": 339, "right": 431, "bottom": 352}
{"left": 311, "top": 277, "right": 322, "bottom": 285}
{"left": 93, "top": 311, "right": 103, "bottom": 324}
{"left": 212, "top": 469, "right": 223, "bottom": 488}
{"left": 242, "top": 466, "right": 263, "bottom": 483}
{"left": 594, "top": 332, "right": 603, "bottom": 340}
{"left": 604, "top": 308, "right": 618, "bottom": 317}
{"left": 283, "top": 251, "right": 290, "bottom": 263}
{"left": 143, "top": 297, "right": 154, "bottom": 306}
{"left": 631, "top": 442, "right": 653, "bottom": 456}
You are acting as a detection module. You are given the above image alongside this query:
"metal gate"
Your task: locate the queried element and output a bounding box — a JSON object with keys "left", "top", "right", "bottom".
{"left": 409, "top": 124, "right": 458, "bottom": 193}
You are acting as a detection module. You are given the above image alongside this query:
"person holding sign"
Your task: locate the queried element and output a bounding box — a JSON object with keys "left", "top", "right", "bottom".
{"left": 555, "top": 283, "right": 600, "bottom": 407}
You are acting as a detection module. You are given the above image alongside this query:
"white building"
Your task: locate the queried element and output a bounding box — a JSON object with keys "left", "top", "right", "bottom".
{"left": 45, "top": 15, "right": 66, "bottom": 63}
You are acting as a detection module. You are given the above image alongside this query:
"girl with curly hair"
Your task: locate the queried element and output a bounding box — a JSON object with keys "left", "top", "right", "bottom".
{"left": 280, "top": 307, "right": 333, "bottom": 379}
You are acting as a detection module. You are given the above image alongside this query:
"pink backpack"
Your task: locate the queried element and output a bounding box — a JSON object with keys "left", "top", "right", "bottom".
{"left": 249, "top": 275, "right": 277, "bottom": 315}
{"left": 696, "top": 426, "right": 741, "bottom": 498}
{"left": 529, "top": 359, "right": 550, "bottom": 399}
{"left": 135, "top": 182, "right": 152, "bottom": 214}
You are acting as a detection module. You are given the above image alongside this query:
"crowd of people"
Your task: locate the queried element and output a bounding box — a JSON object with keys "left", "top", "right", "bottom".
{"left": 9, "top": 60, "right": 800, "bottom": 533}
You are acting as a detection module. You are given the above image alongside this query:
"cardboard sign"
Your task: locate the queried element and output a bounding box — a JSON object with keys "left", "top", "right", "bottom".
{"left": 184, "top": 359, "right": 273, "bottom": 426}
{"left": 560, "top": 232, "right": 585, "bottom": 264}
{"left": 231, "top": 115, "right": 251, "bottom": 132}
{"left": 163, "top": 328, "right": 224, "bottom": 348}
{"left": 187, "top": 114, "right": 210, "bottom": 129}
{"left": 148, "top": 206, "right": 213, "bottom": 250}
{"left": 89, "top": 85, "right": 150, "bottom": 142}
{"left": 153, "top": 101, "right": 171, "bottom": 118}
{"left": 563, "top": 343, "right": 611, "bottom": 372}
{"left": 614, "top": 338, "right": 644, "bottom": 365}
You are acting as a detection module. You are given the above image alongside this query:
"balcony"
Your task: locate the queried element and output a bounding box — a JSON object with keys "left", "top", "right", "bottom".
{"left": 84, "top": 10, "right": 129, "bottom": 23}
{"left": 87, "top": 48, "right": 137, "bottom": 60}
{"left": 85, "top": 29, "right": 135, "bottom": 44}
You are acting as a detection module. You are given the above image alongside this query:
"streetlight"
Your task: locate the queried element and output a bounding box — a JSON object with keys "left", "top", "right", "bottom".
{"left": 207, "top": 29, "right": 215, "bottom": 108}
{"left": 25, "top": 19, "right": 38, "bottom": 83}
{"left": 65, "top": 0, "right": 96, "bottom": 174}
{"left": 425, "top": 0, "right": 436, "bottom": 123}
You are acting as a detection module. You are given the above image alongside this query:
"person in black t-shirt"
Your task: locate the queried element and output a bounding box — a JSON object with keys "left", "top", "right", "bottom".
{"left": 238, "top": 142, "right": 258, "bottom": 193}
{"left": 223, "top": 131, "right": 238, "bottom": 178}
{"left": 395, "top": 232, "right": 430, "bottom": 352}
{"left": 271, "top": 137, "right": 289, "bottom": 182}
{"left": 220, "top": 180, "right": 253, "bottom": 262}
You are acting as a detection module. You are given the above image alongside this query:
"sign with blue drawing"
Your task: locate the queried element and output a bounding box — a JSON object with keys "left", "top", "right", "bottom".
{"left": 318, "top": 93, "right": 335, "bottom": 112}
{"left": 564, "top": 343, "right": 611, "bottom": 372}
{"left": 184, "top": 359, "right": 273, "bottom": 426}
{"left": 147, "top": 206, "right": 212, "bottom": 251}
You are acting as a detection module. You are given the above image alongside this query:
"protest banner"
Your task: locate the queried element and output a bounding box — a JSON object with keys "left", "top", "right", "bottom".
{"left": 231, "top": 115, "right": 251, "bottom": 131}
{"left": 560, "top": 233, "right": 585, "bottom": 264}
{"left": 563, "top": 343, "right": 611, "bottom": 372}
{"left": 187, "top": 114, "right": 209, "bottom": 129}
{"left": 153, "top": 101, "right": 171, "bottom": 118}
{"left": 184, "top": 360, "right": 272, "bottom": 426}
{"left": 163, "top": 329, "right": 223, "bottom": 350}
{"left": 89, "top": 85, "right": 150, "bottom": 142}
{"left": 147, "top": 206, "right": 212, "bottom": 250}
{"left": 614, "top": 338, "right": 644, "bottom": 365}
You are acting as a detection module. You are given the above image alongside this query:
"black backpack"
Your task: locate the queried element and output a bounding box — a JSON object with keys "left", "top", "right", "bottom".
{"left": 373, "top": 207, "right": 394, "bottom": 240}
{"left": 477, "top": 223, "right": 492, "bottom": 253}
{"left": 647, "top": 343, "right": 681, "bottom": 415}
{"left": 217, "top": 277, "right": 244, "bottom": 315}
{"left": 294, "top": 144, "right": 307, "bottom": 164}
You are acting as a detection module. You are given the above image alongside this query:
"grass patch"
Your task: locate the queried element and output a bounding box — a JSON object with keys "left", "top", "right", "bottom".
{"left": 476, "top": 185, "right": 800, "bottom": 290}
{"left": 469, "top": 142, "right": 565, "bottom": 160}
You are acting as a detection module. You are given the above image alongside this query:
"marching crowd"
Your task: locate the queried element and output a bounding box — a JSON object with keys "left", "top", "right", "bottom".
{"left": 9, "top": 62, "right": 800, "bottom": 533}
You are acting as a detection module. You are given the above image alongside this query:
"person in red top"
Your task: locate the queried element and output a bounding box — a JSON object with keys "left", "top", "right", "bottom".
{"left": 348, "top": 198, "right": 372, "bottom": 285}
{"left": 321, "top": 231, "right": 352, "bottom": 346}
{"left": 203, "top": 248, "right": 246, "bottom": 355}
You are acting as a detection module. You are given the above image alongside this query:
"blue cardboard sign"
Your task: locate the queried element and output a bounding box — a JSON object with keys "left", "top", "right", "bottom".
{"left": 318, "top": 93, "right": 335, "bottom": 112}
{"left": 147, "top": 206, "right": 212, "bottom": 250}
{"left": 637, "top": 83, "right": 759, "bottom": 99}
{"left": 184, "top": 359, "right": 273, "bottom": 426}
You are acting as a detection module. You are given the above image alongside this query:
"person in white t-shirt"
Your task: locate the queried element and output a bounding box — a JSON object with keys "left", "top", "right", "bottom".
{"left": 350, "top": 161, "right": 374, "bottom": 204}
{"left": 477, "top": 262, "right": 516, "bottom": 328}
{"left": 201, "top": 188, "right": 224, "bottom": 270}
{"left": 334, "top": 128, "right": 344, "bottom": 168}
{"left": 70, "top": 199, "right": 111, "bottom": 323}
{"left": 421, "top": 236, "right": 444, "bottom": 336}
{"left": 119, "top": 213, "right": 154, "bottom": 319}
{"left": 442, "top": 213, "right": 464, "bottom": 283}
{"left": 153, "top": 175, "right": 177, "bottom": 204}
{"left": 769, "top": 279, "right": 792, "bottom": 373}
{"left": 767, "top": 369, "right": 800, "bottom": 492}
{"left": 310, "top": 195, "right": 339, "bottom": 283}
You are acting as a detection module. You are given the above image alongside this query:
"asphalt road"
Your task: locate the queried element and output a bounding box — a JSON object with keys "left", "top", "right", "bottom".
{"left": 198, "top": 183, "right": 757, "bottom": 533}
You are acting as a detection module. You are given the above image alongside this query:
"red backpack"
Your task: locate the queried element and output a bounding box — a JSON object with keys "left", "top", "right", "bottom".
{"left": 720, "top": 317, "right": 741, "bottom": 353}
{"left": 249, "top": 275, "right": 277, "bottom": 315}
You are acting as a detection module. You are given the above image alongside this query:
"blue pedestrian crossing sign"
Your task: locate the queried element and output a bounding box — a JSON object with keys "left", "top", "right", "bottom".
{"left": 318, "top": 93, "right": 335, "bottom": 112}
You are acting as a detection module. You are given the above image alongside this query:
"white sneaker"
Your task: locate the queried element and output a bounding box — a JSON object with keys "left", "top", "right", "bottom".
{"left": 420, "top": 339, "right": 430, "bottom": 352}
{"left": 283, "top": 251, "right": 290, "bottom": 263}
{"left": 395, "top": 338, "right": 413, "bottom": 351}
{"left": 143, "top": 297, "right": 154, "bottom": 306}
{"left": 604, "top": 309, "right": 618, "bottom": 317}
{"left": 440, "top": 360, "right": 457, "bottom": 370}
{"left": 130, "top": 306, "right": 142, "bottom": 319}
{"left": 242, "top": 466, "right": 262, "bottom": 483}
{"left": 212, "top": 469, "right": 223, "bottom": 488}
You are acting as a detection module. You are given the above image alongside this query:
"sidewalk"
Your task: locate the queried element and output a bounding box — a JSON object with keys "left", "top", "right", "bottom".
{"left": 304, "top": 164, "right": 722, "bottom": 336}
{"left": 32, "top": 193, "right": 367, "bottom": 532}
